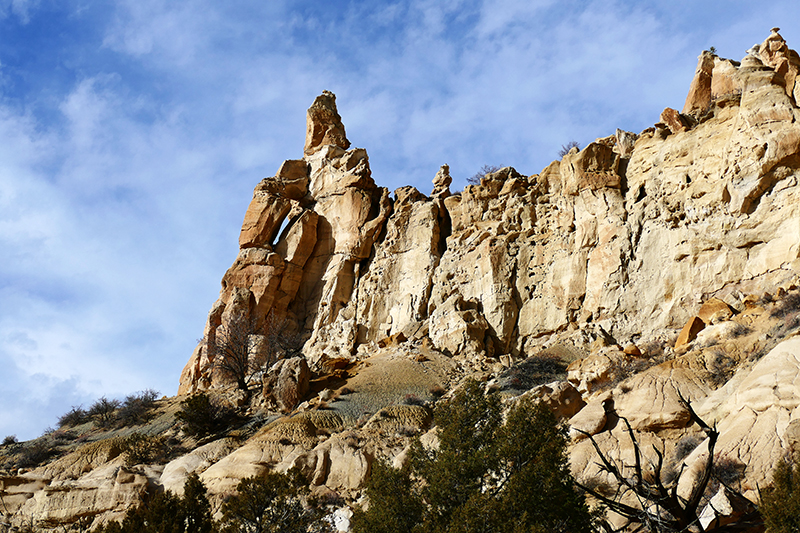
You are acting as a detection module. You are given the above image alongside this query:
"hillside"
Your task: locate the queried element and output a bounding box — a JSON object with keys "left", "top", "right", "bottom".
{"left": 2, "top": 28, "right": 800, "bottom": 532}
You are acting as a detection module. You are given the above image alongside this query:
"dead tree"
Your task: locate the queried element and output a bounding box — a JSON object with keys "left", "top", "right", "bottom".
{"left": 207, "top": 311, "right": 302, "bottom": 396}
{"left": 575, "top": 394, "right": 762, "bottom": 532}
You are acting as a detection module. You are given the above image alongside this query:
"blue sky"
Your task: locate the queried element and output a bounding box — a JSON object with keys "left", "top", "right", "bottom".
{"left": 0, "top": 0, "right": 798, "bottom": 440}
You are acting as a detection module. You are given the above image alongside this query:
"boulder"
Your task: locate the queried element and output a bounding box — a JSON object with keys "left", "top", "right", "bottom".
{"left": 263, "top": 357, "right": 311, "bottom": 413}
{"left": 675, "top": 316, "right": 706, "bottom": 349}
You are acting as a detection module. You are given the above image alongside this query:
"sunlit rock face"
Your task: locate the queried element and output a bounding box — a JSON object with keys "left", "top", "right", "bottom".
{"left": 182, "top": 29, "right": 800, "bottom": 394}
{"left": 175, "top": 28, "right": 800, "bottom": 527}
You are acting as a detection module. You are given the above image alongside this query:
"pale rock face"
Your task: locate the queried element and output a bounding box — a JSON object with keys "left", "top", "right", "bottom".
{"left": 516, "top": 380, "right": 586, "bottom": 420}
{"left": 160, "top": 439, "right": 240, "bottom": 495}
{"left": 696, "top": 337, "right": 800, "bottom": 497}
{"left": 172, "top": 33, "right": 800, "bottom": 518}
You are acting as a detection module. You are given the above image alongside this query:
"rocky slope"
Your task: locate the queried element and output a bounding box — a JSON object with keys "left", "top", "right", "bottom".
{"left": 3, "top": 28, "right": 800, "bottom": 532}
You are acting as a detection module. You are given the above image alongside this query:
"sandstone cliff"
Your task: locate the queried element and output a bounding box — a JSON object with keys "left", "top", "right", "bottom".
{"left": 181, "top": 30, "right": 799, "bottom": 394}
{"left": 4, "top": 29, "right": 800, "bottom": 532}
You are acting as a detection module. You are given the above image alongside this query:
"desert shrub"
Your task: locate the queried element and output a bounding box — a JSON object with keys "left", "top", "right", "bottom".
{"left": 2, "top": 434, "right": 18, "bottom": 446}
{"left": 220, "top": 470, "right": 329, "bottom": 533}
{"left": 176, "top": 392, "right": 236, "bottom": 438}
{"left": 772, "top": 291, "right": 800, "bottom": 319}
{"left": 466, "top": 164, "right": 501, "bottom": 185}
{"left": 401, "top": 394, "right": 426, "bottom": 407}
{"left": 88, "top": 397, "right": 121, "bottom": 427}
{"left": 706, "top": 348, "right": 738, "bottom": 388}
{"left": 729, "top": 322, "right": 752, "bottom": 338}
{"left": 762, "top": 456, "right": 800, "bottom": 533}
{"left": 673, "top": 435, "right": 702, "bottom": 461}
{"left": 52, "top": 429, "right": 76, "bottom": 443}
{"left": 558, "top": 140, "right": 581, "bottom": 157}
{"left": 428, "top": 385, "right": 446, "bottom": 398}
{"left": 117, "top": 389, "right": 160, "bottom": 426}
{"left": 16, "top": 440, "right": 56, "bottom": 468}
{"left": 58, "top": 406, "right": 90, "bottom": 428}
{"left": 711, "top": 454, "right": 745, "bottom": 489}
{"left": 122, "top": 433, "right": 166, "bottom": 466}
{"left": 498, "top": 354, "right": 567, "bottom": 392}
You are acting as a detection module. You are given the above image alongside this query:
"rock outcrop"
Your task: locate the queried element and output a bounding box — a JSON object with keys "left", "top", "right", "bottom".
{"left": 6, "top": 29, "right": 800, "bottom": 533}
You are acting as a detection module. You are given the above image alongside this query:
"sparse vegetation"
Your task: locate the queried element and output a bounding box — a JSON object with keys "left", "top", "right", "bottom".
{"left": 95, "top": 473, "right": 216, "bottom": 533}
{"left": 116, "top": 389, "right": 160, "bottom": 426}
{"left": 576, "top": 395, "right": 761, "bottom": 532}
{"left": 16, "top": 439, "right": 57, "bottom": 469}
{"left": 707, "top": 347, "right": 738, "bottom": 388}
{"left": 175, "top": 392, "right": 237, "bottom": 438}
{"left": 558, "top": 140, "right": 581, "bottom": 157}
{"left": 401, "top": 394, "right": 426, "bottom": 407}
{"left": 207, "top": 312, "right": 302, "bottom": 396}
{"left": 220, "top": 469, "right": 331, "bottom": 533}
{"left": 761, "top": 454, "right": 800, "bottom": 533}
{"left": 498, "top": 354, "right": 567, "bottom": 392}
{"left": 58, "top": 406, "right": 90, "bottom": 428}
{"left": 121, "top": 433, "right": 166, "bottom": 466}
{"left": 466, "top": 164, "right": 502, "bottom": 185}
{"left": 88, "top": 397, "right": 122, "bottom": 428}
{"left": 2, "top": 434, "right": 17, "bottom": 446}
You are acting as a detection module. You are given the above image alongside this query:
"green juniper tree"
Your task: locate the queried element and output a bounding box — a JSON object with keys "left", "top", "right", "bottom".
{"left": 352, "top": 378, "right": 596, "bottom": 533}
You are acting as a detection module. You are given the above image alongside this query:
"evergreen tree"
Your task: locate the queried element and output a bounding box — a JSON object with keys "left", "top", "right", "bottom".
{"left": 94, "top": 474, "right": 216, "bottom": 533}
{"left": 350, "top": 461, "right": 424, "bottom": 533}
{"left": 183, "top": 473, "right": 216, "bottom": 533}
{"left": 220, "top": 469, "right": 328, "bottom": 533}
{"left": 762, "top": 457, "right": 800, "bottom": 533}
{"left": 353, "top": 378, "right": 596, "bottom": 533}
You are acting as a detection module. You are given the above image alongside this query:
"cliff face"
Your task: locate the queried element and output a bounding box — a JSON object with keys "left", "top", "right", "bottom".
{"left": 6, "top": 30, "right": 800, "bottom": 533}
{"left": 180, "top": 30, "right": 800, "bottom": 396}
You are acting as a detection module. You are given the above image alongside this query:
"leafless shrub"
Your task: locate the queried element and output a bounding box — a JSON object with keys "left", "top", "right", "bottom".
{"left": 16, "top": 440, "right": 56, "bottom": 468}
{"left": 116, "top": 389, "right": 160, "bottom": 426}
{"left": 58, "top": 406, "right": 90, "bottom": 428}
{"left": 772, "top": 291, "right": 800, "bottom": 319}
{"left": 208, "top": 311, "right": 302, "bottom": 396}
{"left": 2, "top": 435, "right": 17, "bottom": 446}
{"left": 466, "top": 164, "right": 502, "bottom": 185}
{"left": 673, "top": 435, "right": 703, "bottom": 462}
{"left": 498, "top": 354, "right": 567, "bottom": 392}
{"left": 707, "top": 348, "right": 737, "bottom": 388}
{"left": 88, "top": 397, "right": 121, "bottom": 427}
{"left": 558, "top": 141, "right": 581, "bottom": 157}
{"left": 576, "top": 395, "right": 761, "bottom": 532}
{"left": 729, "top": 322, "right": 751, "bottom": 338}
{"left": 402, "top": 394, "right": 426, "bottom": 407}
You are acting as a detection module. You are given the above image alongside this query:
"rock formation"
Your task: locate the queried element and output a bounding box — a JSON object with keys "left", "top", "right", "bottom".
{"left": 4, "top": 29, "right": 800, "bottom": 532}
